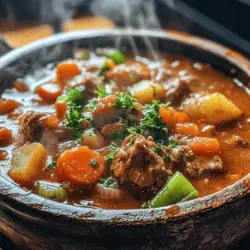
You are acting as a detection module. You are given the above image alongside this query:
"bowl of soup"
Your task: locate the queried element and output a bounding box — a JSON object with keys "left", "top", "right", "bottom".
{"left": 0, "top": 29, "right": 250, "bottom": 249}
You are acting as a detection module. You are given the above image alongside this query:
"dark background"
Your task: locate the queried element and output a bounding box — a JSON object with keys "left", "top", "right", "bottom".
{"left": 0, "top": 0, "right": 250, "bottom": 249}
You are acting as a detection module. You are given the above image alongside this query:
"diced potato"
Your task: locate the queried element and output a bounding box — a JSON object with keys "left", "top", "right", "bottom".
{"left": 131, "top": 80, "right": 165, "bottom": 104}
{"left": 82, "top": 129, "right": 106, "bottom": 150}
{"left": 181, "top": 92, "right": 242, "bottom": 125}
{"left": 8, "top": 143, "right": 47, "bottom": 184}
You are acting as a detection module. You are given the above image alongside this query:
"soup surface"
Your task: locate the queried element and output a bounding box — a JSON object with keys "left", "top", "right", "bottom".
{"left": 1, "top": 49, "right": 250, "bottom": 209}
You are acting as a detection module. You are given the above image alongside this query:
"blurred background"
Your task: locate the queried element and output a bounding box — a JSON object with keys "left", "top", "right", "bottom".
{"left": 0, "top": 0, "right": 250, "bottom": 249}
{"left": 0, "top": 0, "right": 250, "bottom": 57}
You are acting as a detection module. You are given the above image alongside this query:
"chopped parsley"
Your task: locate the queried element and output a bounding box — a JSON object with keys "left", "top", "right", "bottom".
{"left": 141, "top": 201, "right": 150, "bottom": 209}
{"left": 64, "top": 102, "right": 93, "bottom": 139}
{"left": 58, "top": 88, "right": 85, "bottom": 105}
{"left": 89, "top": 159, "right": 99, "bottom": 168}
{"left": 110, "top": 117, "right": 138, "bottom": 143}
{"left": 46, "top": 162, "right": 57, "bottom": 169}
{"left": 85, "top": 98, "right": 98, "bottom": 111}
{"left": 96, "top": 85, "right": 108, "bottom": 98}
{"left": 99, "top": 177, "right": 119, "bottom": 188}
{"left": 139, "top": 100, "right": 168, "bottom": 144}
{"left": 152, "top": 146, "right": 163, "bottom": 153}
{"left": 113, "top": 92, "right": 137, "bottom": 109}
{"left": 105, "top": 142, "right": 119, "bottom": 163}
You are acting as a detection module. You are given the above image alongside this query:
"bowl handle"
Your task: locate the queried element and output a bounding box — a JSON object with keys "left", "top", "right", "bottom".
{"left": 0, "top": 34, "right": 12, "bottom": 56}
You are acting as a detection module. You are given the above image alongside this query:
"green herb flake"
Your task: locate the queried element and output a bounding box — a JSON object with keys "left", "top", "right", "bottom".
{"left": 141, "top": 201, "right": 150, "bottom": 209}
{"left": 139, "top": 100, "right": 168, "bottom": 144}
{"left": 96, "top": 85, "right": 108, "bottom": 98}
{"left": 86, "top": 98, "right": 98, "bottom": 111}
{"left": 99, "top": 176, "right": 119, "bottom": 188}
{"left": 152, "top": 146, "right": 163, "bottom": 153}
{"left": 105, "top": 142, "right": 119, "bottom": 163}
{"left": 89, "top": 159, "right": 99, "bottom": 168}
{"left": 152, "top": 85, "right": 158, "bottom": 97}
{"left": 46, "top": 162, "right": 57, "bottom": 169}
{"left": 64, "top": 102, "right": 93, "bottom": 139}
{"left": 113, "top": 92, "right": 137, "bottom": 109}
{"left": 58, "top": 88, "right": 84, "bottom": 105}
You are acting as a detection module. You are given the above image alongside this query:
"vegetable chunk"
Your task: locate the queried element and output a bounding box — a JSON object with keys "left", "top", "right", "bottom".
{"left": 9, "top": 143, "right": 47, "bottom": 184}
{"left": 131, "top": 80, "right": 165, "bottom": 104}
{"left": 57, "top": 146, "right": 105, "bottom": 185}
{"left": 181, "top": 92, "right": 242, "bottom": 125}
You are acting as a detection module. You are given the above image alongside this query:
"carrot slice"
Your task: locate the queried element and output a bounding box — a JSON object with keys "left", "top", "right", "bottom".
{"left": 0, "top": 99, "right": 21, "bottom": 115}
{"left": 188, "top": 137, "right": 221, "bottom": 156}
{"left": 57, "top": 61, "right": 81, "bottom": 79}
{"left": 175, "top": 123, "right": 200, "bottom": 136}
{"left": 37, "top": 83, "right": 63, "bottom": 103}
{"left": 170, "top": 108, "right": 190, "bottom": 124}
{"left": 13, "top": 81, "right": 29, "bottom": 92}
{"left": 0, "top": 127, "right": 12, "bottom": 145}
{"left": 57, "top": 146, "right": 105, "bottom": 185}
{"left": 41, "top": 114, "right": 60, "bottom": 128}
{"left": 159, "top": 106, "right": 175, "bottom": 130}
{"left": 55, "top": 100, "right": 67, "bottom": 118}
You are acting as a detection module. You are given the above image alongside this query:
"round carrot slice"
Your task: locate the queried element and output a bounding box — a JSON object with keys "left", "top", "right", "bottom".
{"left": 57, "top": 146, "right": 105, "bottom": 185}
{"left": 37, "top": 83, "right": 63, "bottom": 103}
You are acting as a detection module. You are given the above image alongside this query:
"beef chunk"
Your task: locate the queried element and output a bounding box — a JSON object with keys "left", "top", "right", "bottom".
{"left": 101, "top": 123, "right": 125, "bottom": 138}
{"left": 185, "top": 155, "right": 225, "bottom": 178}
{"left": 92, "top": 95, "right": 125, "bottom": 130}
{"left": 92, "top": 95, "right": 142, "bottom": 131}
{"left": 18, "top": 112, "right": 75, "bottom": 145}
{"left": 111, "top": 135, "right": 173, "bottom": 190}
{"left": 168, "top": 134, "right": 226, "bottom": 178}
{"left": 18, "top": 112, "right": 45, "bottom": 143}
{"left": 103, "top": 62, "right": 151, "bottom": 87}
{"left": 163, "top": 77, "right": 189, "bottom": 103}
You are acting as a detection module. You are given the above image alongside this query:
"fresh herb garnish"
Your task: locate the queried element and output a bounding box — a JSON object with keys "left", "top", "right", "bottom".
{"left": 110, "top": 117, "right": 138, "bottom": 143}
{"left": 89, "top": 159, "right": 99, "bottom": 168}
{"left": 85, "top": 98, "right": 98, "bottom": 111}
{"left": 152, "top": 85, "right": 158, "bottom": 97}
{"left": 113, "top": 92, "right": 137, "bottom": 109}
{"left": 139, "top": 100, "right": 168, "bottom": 144}
{"left": 99, "top": 177, "right": 119, "bottom": 188}
{"left": 105, "top": 142, "right": 119, "bottom": 163}
{"left": 58, "top": 88, "right": 84, "bottom": 105}
{"left": 152, "top": 146, "right": 163, "bottom": 153}
{"left": 64, "top": 102, "right": 93, "bottom": 139}
{"left": 96, "top": 85, "right": 108, "bottom": 98}
{"left": 141, "top": 201, "right": 150, "bottom": 209}
{"left": 46, "top": 162, "right": 57, "bottom": 169}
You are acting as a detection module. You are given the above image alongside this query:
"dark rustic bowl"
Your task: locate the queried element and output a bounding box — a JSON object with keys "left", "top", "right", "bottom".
{"left": 1, "top": 29, "right": 250, "bottom": 250}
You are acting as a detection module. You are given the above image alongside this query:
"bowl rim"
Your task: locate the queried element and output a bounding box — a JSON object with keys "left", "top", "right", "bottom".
{"left": 1, "top": 28, "right": 250, "bottom": 225}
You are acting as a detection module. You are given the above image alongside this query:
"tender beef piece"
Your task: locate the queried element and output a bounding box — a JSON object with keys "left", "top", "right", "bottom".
{"left": 111, "top": 135, "right": 173, "bottom": 191}
{"left": 67, "top": 74, "right": 102, "bottom": 100}
{"left": 92, "top": 95, "right": 142, "bottom": 131}
{"left": 92, "top": 95, "right": 125, "bottom": 130}
{"left": 185, "top": 155, "right": 225, "bottom": 178}
{"left": 103, "top": 62, "right": 151, "bottom": 87}
{"left": 18, "top": 112, "right": 75, "bottom": 145}
{"left": 18, "top": 112, "right": 45, "bottom": 143}
{"left": 163, "top": 77, "right": 189, "bottom": 103}
{"left": 168, "top": 134, "right": 226, "bottom": 178}
{"left": 170, "top": 144, "right": 194, "bottom": 166}
{"left": 101, "top": 123, "right": 125, "bottom": 137}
